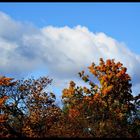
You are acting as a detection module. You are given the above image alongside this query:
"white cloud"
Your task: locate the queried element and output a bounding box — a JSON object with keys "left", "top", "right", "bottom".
{"left": 0, "top": 11, "right": 140, "bottom": 95}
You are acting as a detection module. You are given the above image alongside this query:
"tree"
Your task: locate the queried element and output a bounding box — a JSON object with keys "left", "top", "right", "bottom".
{"left": 0, "top": 76, "right": 17, "bottom": 137}
{"left": 0, "top": 76, "right": 60, "bottom": 138}
{"left": 130, "top": 93, "right": 140, "bottom": 137}
{"left": 62, "top": 58, "right": 136, "bottom": 137}
{"left": 0, "top": 58, "right": 139, "bottom": 138}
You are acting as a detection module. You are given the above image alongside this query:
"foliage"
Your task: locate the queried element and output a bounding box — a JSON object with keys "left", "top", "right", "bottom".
{"left": 61, "top": 58, "right": 138, "bottom": 137}
{"left": 0, "top": 76, "right": 17, "bottom": 137}
{"left": 0, "top": 76, "right": 59, "bottom": 138}
{"left": 0, "top": 58, "right": 140, "bottom": 138}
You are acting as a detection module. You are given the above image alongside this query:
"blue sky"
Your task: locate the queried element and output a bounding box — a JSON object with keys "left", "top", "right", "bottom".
{"left": 0, "top": 2, "right": 140, "bottom": 101}
{"left": 0, "top": 2, "right": 140, "bottom": 54}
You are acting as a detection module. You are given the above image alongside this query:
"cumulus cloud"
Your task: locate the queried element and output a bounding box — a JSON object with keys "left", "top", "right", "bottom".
{"left": 0, "top": 11, "right": 140, "bottom": 95}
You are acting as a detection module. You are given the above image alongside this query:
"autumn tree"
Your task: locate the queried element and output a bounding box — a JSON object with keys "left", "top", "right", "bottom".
{"left": 1, "top": 58, "right": 139, "bottom": 138}
{"left": 129, "top": 93, "right": 140, "bottom": 137}
{"left": 62, "top": 58, "right": 137, "bottom": 137}
{"left": 0, "top": 76, "right": 60, "bottom": 138}
{"left": 47, "top": 112, "right": 90, "bottom": 138}
{"left": 0, "top": 76, "right": 17, "bottom": 137}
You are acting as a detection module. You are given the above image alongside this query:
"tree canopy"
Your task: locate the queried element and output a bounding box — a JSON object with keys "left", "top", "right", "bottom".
{"left": 0, "top": 58, "right": 140, "bottom": 138}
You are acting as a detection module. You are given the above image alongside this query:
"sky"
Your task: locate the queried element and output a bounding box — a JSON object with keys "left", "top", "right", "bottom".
{"left": 0, "top": 2, "right": 140, "bottom": 104}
